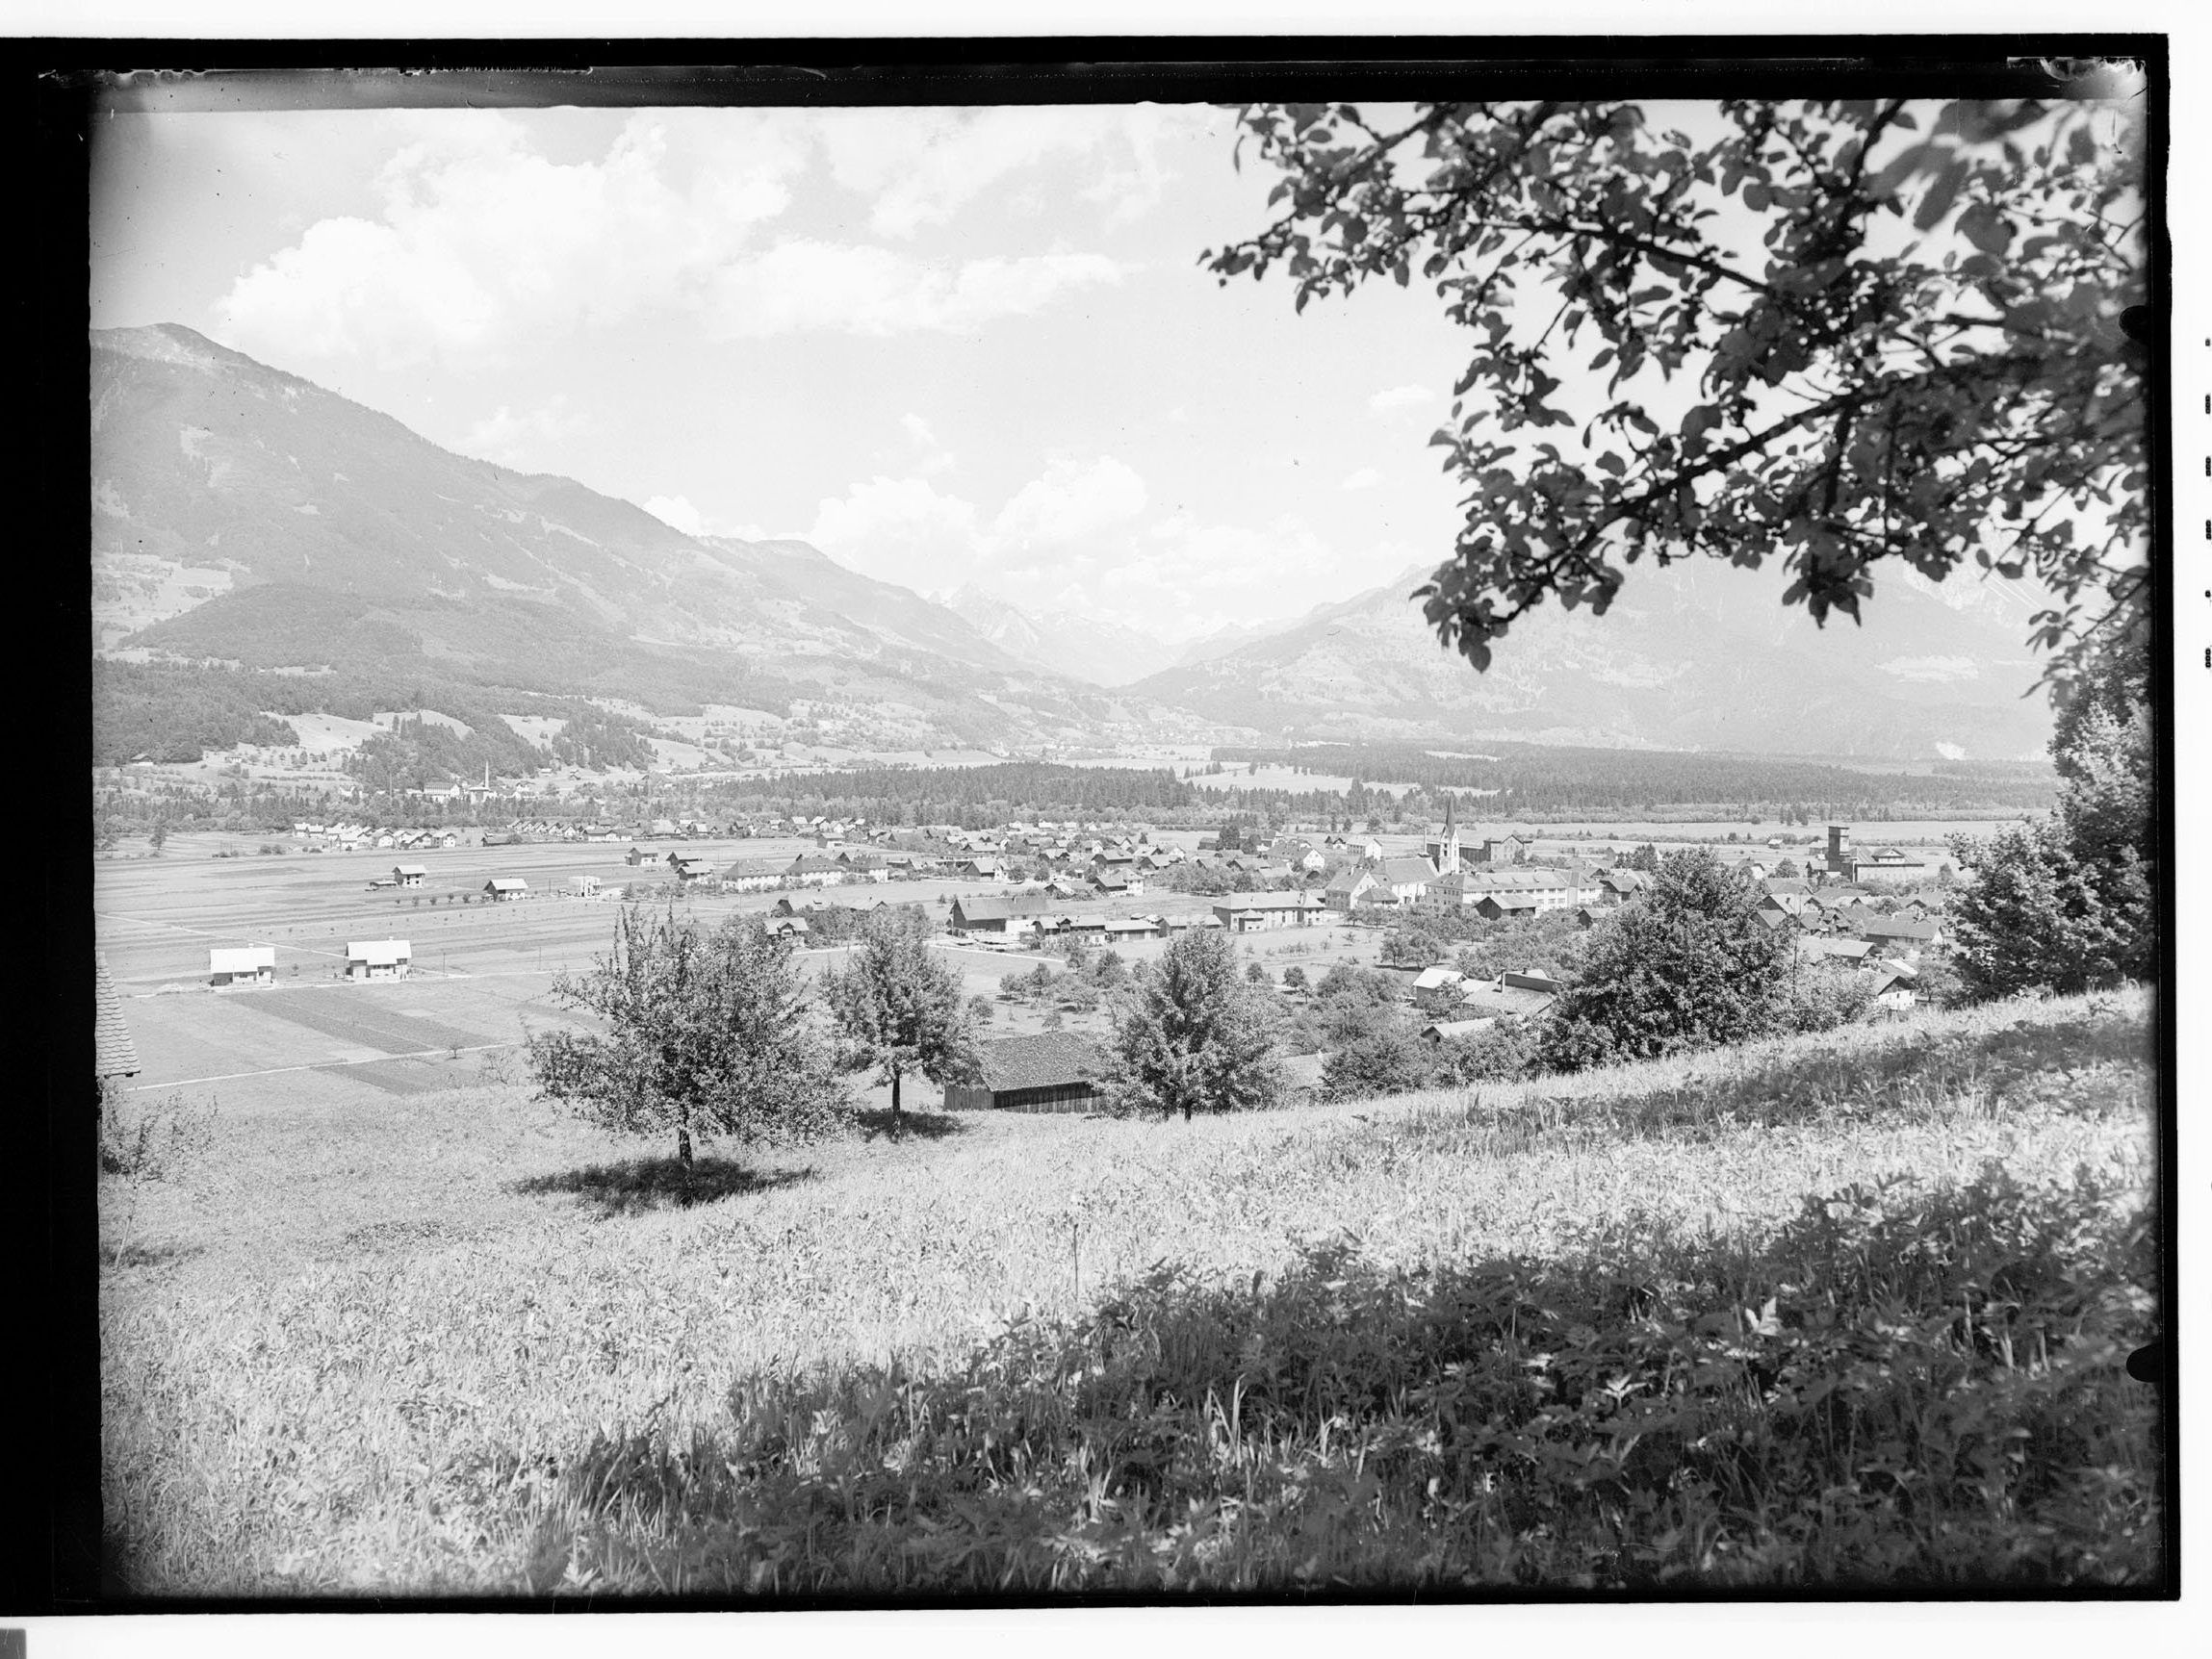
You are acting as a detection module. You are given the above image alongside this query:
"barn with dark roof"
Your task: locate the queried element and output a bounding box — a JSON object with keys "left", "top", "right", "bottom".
{"left": 943, "top": 1031, "right": 1107, "bottom": 1113}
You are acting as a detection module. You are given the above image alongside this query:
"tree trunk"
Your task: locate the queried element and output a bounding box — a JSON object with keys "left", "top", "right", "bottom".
{"left": 677, "top": 1120, "right": 693, "bottom": 1165}
{"left": 890, "top": 1066, "right": 903, "bottom": 1121}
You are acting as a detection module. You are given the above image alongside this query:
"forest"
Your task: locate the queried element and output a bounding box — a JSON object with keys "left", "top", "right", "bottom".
{"left": 91, "top": 659, "right": 656, "bottom": 777}
{"left": 708, "top": 762, "right": 1197, "bottom": 821}
{"left": 1208, "top": 741, "right": 2056, "bottom": 817}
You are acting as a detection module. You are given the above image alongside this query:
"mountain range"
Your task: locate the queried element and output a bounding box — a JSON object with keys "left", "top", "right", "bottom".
{"left": 1125, "top": 557, "right": 2055, "bottom": 760}
{"left": 91, "top": 323, "right": 2054, "bottom": 761}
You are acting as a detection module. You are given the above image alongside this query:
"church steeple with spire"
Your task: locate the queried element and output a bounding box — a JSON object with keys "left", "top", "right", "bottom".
{"left": 1428, "top": 793, "right": 1462, "bottom": 876}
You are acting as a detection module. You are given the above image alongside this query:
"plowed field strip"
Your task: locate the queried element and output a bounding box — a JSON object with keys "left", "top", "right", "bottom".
{"left": 245, "top": 990, "right": 491, "bottom": 1056}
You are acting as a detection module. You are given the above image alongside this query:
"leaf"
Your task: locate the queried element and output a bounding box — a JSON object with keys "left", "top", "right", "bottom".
{"left": 1913, "top": 157, "right": 1969, "bottom": 232}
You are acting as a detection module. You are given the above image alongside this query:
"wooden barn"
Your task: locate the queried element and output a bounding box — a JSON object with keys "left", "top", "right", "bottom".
{"left": 943, "top": 1032, "right": 1107, "bottom": 1114}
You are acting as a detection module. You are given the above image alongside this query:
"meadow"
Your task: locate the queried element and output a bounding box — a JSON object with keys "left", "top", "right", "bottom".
{"left": 99, "top": 987, "right": 2159, "bottom": 1595}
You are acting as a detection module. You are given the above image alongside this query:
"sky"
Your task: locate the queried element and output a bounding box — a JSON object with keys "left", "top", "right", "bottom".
{"left": 90, "top": 101, "right": 1489, "bottom": 643}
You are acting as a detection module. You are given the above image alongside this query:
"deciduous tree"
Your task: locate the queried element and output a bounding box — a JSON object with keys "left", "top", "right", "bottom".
{"left": 529, "top": 905, "right": 846, "bottom": 1163}
{"left": 1538, "top": 848, "right": 1790, "bottom": 1070}
{"left": 821, "top": 907, "right": 982, "bottom": 1123}
{"left": 1207, "top": 89, "right": 2148, "bottom": 693}
{"left": 1107, "top": 930, "right": 1283, "bottom": 1120}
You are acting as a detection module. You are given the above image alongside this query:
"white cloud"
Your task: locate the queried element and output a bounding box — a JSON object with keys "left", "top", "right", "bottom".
{"left": 899, "top": 412, "right": 957, "bottom": 477}
{"left": 219, "top": 110, "right": 808, "bottom": 365}
{"left": 1368, "top": 384, "right": 1435, "bottom": 417}
{"left": 705, "top": 242, "right": 1125, "bottom": 339}
{"left": 644, "top": 495, "right": 711, "bottom": 537}
{"left": 990, "top": 456, "right": 1147, "bottom": 550}
{"left": 809, "top": 475, "right": 986, "bottom": 593}
{"left": 456, "top": 396, "right": 590, "bottom": 469}
{"left": 1340, "top": 467, "right": 1383, "bottom": 492}
{"left": 813, "top": 105, "right": 1207, "bottom": 239}
{"left": 810, "top": 452, "right": 1147, "bottom": 598}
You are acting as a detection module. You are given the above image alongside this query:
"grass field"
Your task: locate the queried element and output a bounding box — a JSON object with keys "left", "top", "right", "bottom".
{"left": 99, "top": 987, "right": 2158, "bottom": 1595}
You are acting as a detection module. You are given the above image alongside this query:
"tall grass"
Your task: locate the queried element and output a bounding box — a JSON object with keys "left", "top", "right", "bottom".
{"left": 98, "top": 989, "right": 2157, "bottom": 1595}
{"left": 546, "top": 1162, "right": 2158, "bottom": 1592}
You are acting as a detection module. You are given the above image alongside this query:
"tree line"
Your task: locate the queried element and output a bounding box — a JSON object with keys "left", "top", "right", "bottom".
{"left": 1209, "top": 740, "right": 2057, "bottom": 815}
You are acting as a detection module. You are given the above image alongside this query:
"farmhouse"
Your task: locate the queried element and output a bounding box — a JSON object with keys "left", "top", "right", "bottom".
{"left": 943, "top": 1031, "right": 1108, "bottom": 1114}
{"left": 764, "top": 916, "right": 811, "bottom": 941}
{"left": 483, "top": 878, "right": 527, "bottom": 901}
{"left": 1324, "top": 867, "right": 1377, "bottom": 911}
{"left": 625, "top": 847, "right": 657, "bottom": 868}
{"left": 1374, "top": 855, "right": 1437, "bottom": 906}
{"left": 392, "top": 864, "right": 426, "bottom": 888}
{"left": 346, "top": 939, "right": 411, "bottom": 980}
{"left": 1859, "top": 915, "right": 1942, "bottom": 950}
{"left": 208, "top": 945, "right": 275, "bottom": 986}
{"left": 1457, "top": 971, "right": 1561, "bottom": 1020}
{"left": 950, "top": 891, "right": 1053, "bottom": 934}
{"left": 1212, "top": 893, "right": 1323, "bottom": 932}
{"left": 788, "top": 855, "right": 848, "bottom": 889}
{"left": 723, "top": 856, "right": 785, "bottom": 893}
{"left": 1421, "top": 1018, "right": 1491, "bottom": 1042}
{"left": 1473, "top": 892, "right": 1541, "bottom": 921}
{"left": 668, "top": 855, "right": 718, "bottom": 882}
{"left": 570, "top": 875, "right": 602, "bottom": 899}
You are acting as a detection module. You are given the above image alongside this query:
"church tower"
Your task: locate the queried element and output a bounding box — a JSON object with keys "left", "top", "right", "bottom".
{"left": 1428, "top": 792, "right": 1462, "bottom": 875}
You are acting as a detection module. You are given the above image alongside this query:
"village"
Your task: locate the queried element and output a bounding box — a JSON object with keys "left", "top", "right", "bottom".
{"left": 150, "top": 795, "right": 1957, "bottom": 1120}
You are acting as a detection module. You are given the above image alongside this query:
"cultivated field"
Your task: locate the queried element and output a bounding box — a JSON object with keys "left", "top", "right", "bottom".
{"left": 96, "top": 843, "right": 1382, "bottom": 1113}
{"left": 99, "top": 988, "right": 2159, "bottom": 1595}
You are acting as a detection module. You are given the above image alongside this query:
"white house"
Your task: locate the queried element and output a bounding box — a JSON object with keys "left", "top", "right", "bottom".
{"left": 208, "top": 945, "right": 275, "bottom": 986}
{"left": 483, "top": 878, "right": 527, "bottom": 902}
{"left": 393, "top": 863, "right": 426, "bottom": 887}
{"left": 346, "top": 939, "right": 412, "bottom": 981}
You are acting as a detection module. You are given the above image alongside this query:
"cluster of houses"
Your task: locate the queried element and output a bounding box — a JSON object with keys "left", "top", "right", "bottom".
{"left": 207, "top": 938, "right": 414, "bottom": 985}
{"left": 289, "top": 821, "right": 463, "bottom": 854}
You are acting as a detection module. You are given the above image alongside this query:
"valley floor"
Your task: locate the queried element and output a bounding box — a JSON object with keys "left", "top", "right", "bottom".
{"left": 100, "top": 988, "right": 2160, "bottom": 1595}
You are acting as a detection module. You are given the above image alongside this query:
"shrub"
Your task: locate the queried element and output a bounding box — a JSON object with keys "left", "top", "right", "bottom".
{"left": 97, "top": 1082, "right": 216, "bottom": 1180}
{"left": 1783, "top": 962, "right": 1879, "bottom": 1034}
{"left": 1321, "top": 1023, "right": 1432, "bottom": 1101}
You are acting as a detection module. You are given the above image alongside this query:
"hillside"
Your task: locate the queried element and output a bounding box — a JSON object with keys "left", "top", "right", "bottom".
{"left": 101, "top": 989, "right": 2155, "bottom": 1592}
{"left": 1129, "top": 556, "right": 2056, "bottom": 761}
{"left": 89, "top": 325, "right": 1189, "bottom": 748}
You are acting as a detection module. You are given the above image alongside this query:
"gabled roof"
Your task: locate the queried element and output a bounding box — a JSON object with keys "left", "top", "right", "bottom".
{"left": 975, "top": 1031, "right": 1108, "bottom": 1093}
{"left": 1860, "top": 915, "right": 1941, "bottom": 941}
{"left": 1458, "top": 981, "right": 1556, "bottom": 1018}
{"left": 485, "top": 877, "right": 527, "bottom": 892}
{"left": 209, "top": 945, "right": 275, "bottom": 974}
{"left": 347, "top": 938, "right": 411, "bottom": 965}
{"left": 95, "top": 952, "right": 140, "bottom": 1079}
{"left": 1412, "top": 965, "right": 1465, "bottom": 991}
{"left": 954, "top": 891, "right": 1053, "bottom": 923}
{"left": 1376, "top": 855, "right": 1436, "bottom": 885}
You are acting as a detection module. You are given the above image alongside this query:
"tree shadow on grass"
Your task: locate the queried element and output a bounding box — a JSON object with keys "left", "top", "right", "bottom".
{"left": 852, "top": 1107, "right": 966, "bottom": 1143}
{"left": 514, "top": 1156, "right": 813, "bottom": 1217}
